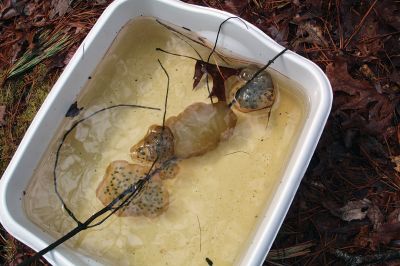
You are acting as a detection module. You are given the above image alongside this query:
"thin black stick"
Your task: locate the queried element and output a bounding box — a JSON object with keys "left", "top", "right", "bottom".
{"left": 228, "top": 47, "right": 289, "bottom": 108}
{"left": 18, "top": 157, "right": 168, "bottom": 266}
{"left": 206, "top": 16, "right": 248, "bottom": 63}
{"left": 245, "top": 47, "right": 288, "bottom": 86}
{"left": 19, "top": 104, "right": 161, "bottom": 265}
{"left": 54, "top": 104, "right": 160, "bottom": 225}
{"left": 206, "top": 16, "right": 248, "bottom": 104}
{"left": 158, "top": 59, "right": 170, "bottom": 129}
{"left": 156, "top": 48, "right": 198, "bottom": 61}
{"left": 172, "top": 32, "right": 204, "bottom": 61}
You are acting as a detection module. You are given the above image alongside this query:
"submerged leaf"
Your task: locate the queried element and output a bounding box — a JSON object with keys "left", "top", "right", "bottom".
{"left": 65, "top": 101, "right": 82, "bottom": 118}
{"left": 193, "top": 60, "right": 240, "bottom": 102}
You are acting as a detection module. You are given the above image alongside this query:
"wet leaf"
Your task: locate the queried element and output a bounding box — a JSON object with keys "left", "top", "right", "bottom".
{"left": 193, "top": 60, "right": 240, "bottom": 102}
{"left": 65, "top": 101, "right": 82, "bottom": 118}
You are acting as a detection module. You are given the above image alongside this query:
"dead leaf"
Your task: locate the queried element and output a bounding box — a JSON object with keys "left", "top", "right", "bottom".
{"left": 326, "top": 198, "right": 371, "bottom": 222}
{"left": 367, "top": 204, "right": 384, "bottom": 230}
{"left": 50, "top": 0, "right": 70, "bottom": 18}
{"left": 293, "top": 21, "right": 328, "bottom": 48}
{"left": 376, "top": 0, "right": 400, "bottom": 31}
{"left": 388, "top": 209, "right": 400, "bottom": 224}
{"left": 65, "top": 102, "right": 83, "bottom": 118}
{"left": 221, "top": 0, "right": 249, "bottom": 15}
{"left": 326, "top": 58, "right": 395, "bottom": 135}
{"left": 193, "top": 60, "right": 240, "bottom": 102}
{"left": 391, "top": 156, "right": 400, "bottom": 173}
{"left": 1, "top": 7, "right": 18, "bottom": 20}
{"left": 0, "top": 105, "right": 5, "bottom": 126}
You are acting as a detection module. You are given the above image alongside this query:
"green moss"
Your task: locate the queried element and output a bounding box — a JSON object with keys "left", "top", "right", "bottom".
{"left": 0, "top": 64, "right": 58, "bottom": 174}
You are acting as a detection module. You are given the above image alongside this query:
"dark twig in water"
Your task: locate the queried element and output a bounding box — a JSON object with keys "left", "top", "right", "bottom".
{"left": 228, "top": 47, "right": 289, "bottom": 108}
{"left": 171, "top": 32, "right": 203, "bottom": 61}
{"left": 224, "top": 151, "right": 250, "bottom": 156}
{"left": 206, "top": 16, "right": 247, "bottom": 104}
{"left": 54, "top": 104, "right": 160, "bottom": 225}
{"left": 19, "top": 73, "right": 172, "bottom": 265}
{"left": 156, "top": 48, "right": 198, "bottom": 61}
{"left": 18, "top": 157, "right": 171, "bottom": 266}
{"left": 206, "top": 16, "right": 248, "bottom": 64}
{"left": 86, "top": 157, "right": 161, "bottom": 229}
{"left": 158, "top": 59, "right": 170, "bottom": 128}
{"left": 246, "top": 48, "right": 288, "bottom": 86}
{"left": 155, "top": 19, "right": 208, "bottom": 48}
{"left": 196, "top": 215, "right": 202, "bottom": 252}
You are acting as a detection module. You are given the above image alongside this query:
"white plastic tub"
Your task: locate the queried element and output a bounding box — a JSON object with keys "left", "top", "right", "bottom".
{"left": 0, "top": 0, "right": 332, "bottom": 265}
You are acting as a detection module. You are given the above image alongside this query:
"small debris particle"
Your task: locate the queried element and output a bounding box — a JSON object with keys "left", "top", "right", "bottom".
{"left": 88, "top": 76, "right": 92, "bottom": 79}
{"left": 205, "top": 257, "right": 213, "bottom": 266}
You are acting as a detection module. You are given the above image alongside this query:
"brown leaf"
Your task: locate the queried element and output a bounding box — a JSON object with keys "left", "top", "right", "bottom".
{"left": 293, "top": 21, "right": 328, "bottom": 48}
{"left": 325, "top": 198, "right": 371, "bottom": 222}
{"left": 388, "top": 208, "right": 400, "bottom": 224}
{"left": 372, "top": 223, "right": 400, "bottom": 248}
{"left": 391, "top": 156, "right": 400, "bottom": 173}
{"left": 1, "top": 7, "right": 18, "bottom": 20}
{"left": 367, "top": 204, "right": 384, "bottom": 230}
{"left": 326, "top": 58, "right": 395, "bottom": 135}
{"left": 193, "top": 60, "right": 240, "bottom": 102}
{"left": 222, "top": 0, "right": 249, "bottom": 15}
{"left": 50, "top": 0, "right": 70, "bottom": 18}
{"left": 0, "top": 105, "right": 5, "bottom": 126}
{"left": 376, "top": 0, "right": 400, "bottom": 31}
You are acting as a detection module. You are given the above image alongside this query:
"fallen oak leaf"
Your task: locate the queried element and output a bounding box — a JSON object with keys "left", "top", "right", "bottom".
{"left": 326, "top": 58, "right": 395, "bottom": 135}
{"left": 324, "top": 198, "right": 371, "bottom": 222}
{"left": 193, "top": 60, "right": 240, "bottom": 102}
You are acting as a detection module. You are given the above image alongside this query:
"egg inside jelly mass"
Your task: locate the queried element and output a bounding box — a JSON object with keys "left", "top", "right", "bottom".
{"left": 24, "top": 17, "right": 308, "bottom": 265}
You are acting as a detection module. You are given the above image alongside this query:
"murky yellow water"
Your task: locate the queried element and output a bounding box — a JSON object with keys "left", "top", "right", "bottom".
{"left": 24, "top": 18, "right": 308, "bottom": 265}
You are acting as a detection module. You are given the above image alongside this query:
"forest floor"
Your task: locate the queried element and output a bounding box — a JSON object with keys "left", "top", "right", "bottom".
{"left": 0, "top": 0, "right": 399, "bottom": 265}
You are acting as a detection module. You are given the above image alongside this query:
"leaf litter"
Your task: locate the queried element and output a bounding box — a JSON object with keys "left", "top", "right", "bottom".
{"left": 0, "top": 0, "right": 399, "bottom": 265}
